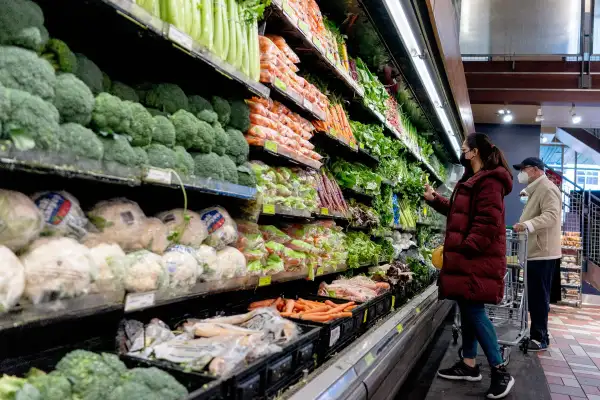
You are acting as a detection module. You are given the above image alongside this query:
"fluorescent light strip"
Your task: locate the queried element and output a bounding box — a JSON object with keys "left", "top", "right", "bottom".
{"left": 383, "top": 0, "right": 461, "bottom": 157}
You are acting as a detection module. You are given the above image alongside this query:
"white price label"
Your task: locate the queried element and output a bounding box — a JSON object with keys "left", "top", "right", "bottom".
{"left": 168, "top": 25, "right": 193, "bottom": 51}
{"left": 145, "top": 167, "right": 172, "bottom": 184}
{"left": 329, "top": 326, "right": 341, "bottom": 348}
{"left": 303, "top": 98, "right": 313, "bottom": 112}
{"left": 124, "top": 291, "right": 156, "bottom": 312}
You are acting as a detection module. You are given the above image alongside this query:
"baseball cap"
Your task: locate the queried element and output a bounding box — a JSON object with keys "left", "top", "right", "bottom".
{"left": 513, "top": 157, "right": 545, "bottom": 171}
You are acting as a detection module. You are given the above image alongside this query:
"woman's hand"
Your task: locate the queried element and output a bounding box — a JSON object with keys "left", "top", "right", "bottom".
{"left": 424, "top": 184, "right": 435, "bottom": 201}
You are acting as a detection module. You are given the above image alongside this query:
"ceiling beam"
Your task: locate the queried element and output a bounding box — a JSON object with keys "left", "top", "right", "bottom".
{"left": 463, "top": 61, "right": 594, "bottom": 74}
{"left": 466, "top": 74, "right": 580, "bottom": 89}
{"left": 469, "top": 89, "right": 600, "bottom": 104}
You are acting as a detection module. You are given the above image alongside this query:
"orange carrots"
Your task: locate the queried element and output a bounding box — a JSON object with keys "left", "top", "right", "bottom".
{"left": 284, "top": 299, "right": 295, "bottom": 313}
{"left": 249, "top": 299, "right": 276, "bottom": 309}
{"left": 248, "top": 297, "right": 357, "bottom": 322}
{"left": 326, "top": 302, "right": 354, "bottom": 314}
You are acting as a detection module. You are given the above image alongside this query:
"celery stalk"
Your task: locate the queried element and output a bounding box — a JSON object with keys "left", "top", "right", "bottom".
{"left": 226, "top": 0, "right": 238, "bottom": 67}
{"left": 213, "top": 0, "right": 224, "bottom": 57}
{"left": 221, "top": 0, "right": 230, "bottom": 59}
{"left": 190, "top": 0, "right": 202, "bottom": 41}
{"left": 200, "top": 0, "right": 213, "bottom": 50}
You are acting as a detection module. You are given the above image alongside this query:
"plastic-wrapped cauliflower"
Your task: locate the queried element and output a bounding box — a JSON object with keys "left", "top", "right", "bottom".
{"left": 88, "top": 243, "right": 127, "bottom": 293}
{"left": 86, "top": 199, "right": 147, "bottom": 252}
{"left": 156, "top": 209, "right": 207, "bottom": 248}
{"left": 20, "top": 237, "right": 96, "bottom": 304}
{"left": 0, "top": 189, "right": 44, "bottom": 251}
{"left": 123, "top": 250, "right": 168, "bottom": 293}
{"left": 162, "top": 245, "right": 198, "bottom": 292}
{"left": 213, "top": 247, "right": 247, "bottom": 280}
{"left": 198, "top": 206, "right": 238, "bottom": 250}
{"left": 194, "top": 244, "right": 217, "bottom": 279}
{"left": 0, "top": 245, "right": 25, "bottom": 312}
{"left": 31, "top": 191, "right": 88, "bottom": 239}
{"left": 139, "top": 217, "right": 170, "bottom": 255}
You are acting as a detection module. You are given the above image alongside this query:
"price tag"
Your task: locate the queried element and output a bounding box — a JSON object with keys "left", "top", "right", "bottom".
{"left": 298, "top": 20, "right": 310, "bottom": 35}
{"left": 312, "top": 37, "right": 324, "bottom": 53}
{"left": 327, "top": 52, "right": 335, "bottom": 64}
{"left": 124, "top": 291, "right": 155, "bottom": 312}
{"left": 423, "top": 208, "right": 428, "bottom": 216}
{"left": 303, "top": 98, "right": 313, "bottom": 112}
{"left": 391, "top": 295, "right": 396, "bottom": 309}
{"left": 316, "top": 267, "right": 324, "bottom": 276}
{"left": 168, "top": 25, "right": 193, "bottom": 51}
{"left": 363, "top": 309, "right": 368, "bottom": 323}
{"left": 330, "top": 129, "right": 338, "bottom": 138}
{"left": 396, "top": 323, "right": 404, "bottom": 334}
{"left": 145, "top": 167, "right": 172, "bottom": 184}
{"left": 364, "top": 352, "right": 375, "bottom": 366}
{"left": 264, "top": 140, "right": 278, "bottom": 153}
{"left": 282, "top": 0, "right": 298, "bottom": 24}
{"left": 359, "top": 143, "right": 365, "bottom": 149}
{"left": 416, "top": 307, "right": 421, "bottom": 314}
{"left": 329, "top": 326, "right": 341, "bottom": 347}
{"left": 308, "top": 267, "right": 315, "bottom": 281}
{"left": 273, "top": 77, "right": 287, "bottom": 92}
{"left": 259, "top": 276, "right": 272, "bottom": 286}
{"left": 262, "top": 204, "right": 275, "bottom": 215}
{"left": 320, "top": 207, "right": 329, "bottom": 216}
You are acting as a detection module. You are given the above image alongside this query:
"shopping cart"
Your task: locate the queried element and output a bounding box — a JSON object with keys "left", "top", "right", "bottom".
{"left": 451, "top": 230, "right": 530, "bottom": 365}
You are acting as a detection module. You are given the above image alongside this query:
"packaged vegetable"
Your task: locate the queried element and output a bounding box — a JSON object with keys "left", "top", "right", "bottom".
{"left": 259, "top": 225, "right": 291, "bottom": 243}
{"left": 157, "top": 209, "right": 208, "bottom": 248}
{"left": 199, "top": 207, "right": 238, "bottom": 250}
{"left": 0, "top": 189, "right": 44, "bottom": 251}
{"left": 211, "top": 246, "right": 247, "bottom": 280}
{"left": 194, "top": 244, "right": 218, "bottom": 278}
{"left": 89, "top": 243, "right": 127, "bottom": 293}
{"left": 87, "top": 199, "right": 148, "bottom": 252}
{"left": 162, "top": 245, "right": 199, "bottom": 292}
{"left": 32, "top": 191, "right": 88, "bottom": 239}
{"left": 123, "top": 250, "right": 168, "bottom": 293}
{"left": 140, "top": 217, "right": 170, "bottom": 254}
{"left": 0, "top": 246, "right": 25, "bottom": 313}
{"left": 282, "top": 247, "right": 306, "bottom": 270}
{"left": 265, "top": 240, "right": 285, "bottom": 256}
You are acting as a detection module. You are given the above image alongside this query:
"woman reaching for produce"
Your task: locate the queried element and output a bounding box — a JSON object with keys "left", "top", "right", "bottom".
{"left": 423, "top": 133, "right": 514, "bottom": 399}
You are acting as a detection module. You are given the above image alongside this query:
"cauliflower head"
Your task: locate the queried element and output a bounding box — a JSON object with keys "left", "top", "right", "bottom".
{"left": 88, "top": 243, "right": 127, "bottom": 293}
{"left": 144, "top": 83, "right": 188, "bottom": 114}
{"left": 53, "top": 73, "right": 95, "bottom": 125}
{"left": 0, "top": 189, "right": 44, "bottom": 251}
{"left": 0, "top": 245, "right": 25, "bottom": 313}
{"left": 151, "top": 115, "right": 176, "bottom": 147}
{"left": 57, "top": 123, "right": 104, "bottom": 160}
{"left": 156, "top": 209, "right": 207, "bottom": 248}
{"left": 0, "top": 46, "right": 56, "bottom": 101}
{"left": 162, "top": 245, "right": 198, "bottom": 292}
{"left": 123, "top": 250, "right": 168, "bottom": 292}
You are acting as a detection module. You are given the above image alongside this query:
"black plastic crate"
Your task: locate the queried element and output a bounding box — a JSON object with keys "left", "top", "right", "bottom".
{"left": 362, "top": 292, "right": 393, "bottom": 327}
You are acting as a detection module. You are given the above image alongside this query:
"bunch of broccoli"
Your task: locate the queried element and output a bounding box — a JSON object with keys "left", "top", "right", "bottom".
{"left": 0, "top": 350, "right": 188, "bottom": 400}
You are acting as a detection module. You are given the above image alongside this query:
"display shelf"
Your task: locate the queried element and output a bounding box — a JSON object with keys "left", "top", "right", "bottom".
{"left": 313, "top": 207, "right": 348, "bottom": 220}
{"left": 267, "top": 79, "right": 327, "bottom": 122}
{"left": 260, "top": 203, "right": 314, "bottom": 219}
{"left": 248, "top": 136, "right": 322, "bottom": 170}
{"left": 561, "top": 265, "right": 582, "bottom": 271}
{"left": 394, "top": 224, "right": 417, "bottom": 233}
{"left": 312, "top": 130, "right": 359, "bottom": 159}
{"left": 342, "top": 186, "right": 375, "bottom": 203}
{"left": 97, "top": 0, "right": 270, "bottom": 98}
{"left": 562, "top": 283, "right": 581, "bottom": 289}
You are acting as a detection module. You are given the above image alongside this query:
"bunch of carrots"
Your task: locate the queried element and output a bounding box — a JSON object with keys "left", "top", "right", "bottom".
{"left": 312, "top": 103, "right": 356, "bottom": 147}
{"left": 248, "top": 297, "right": 356, "bottom": 322}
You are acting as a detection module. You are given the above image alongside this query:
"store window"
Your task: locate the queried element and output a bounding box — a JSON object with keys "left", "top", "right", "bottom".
{"left": 577, "top": 170, "right": 600, "bottom": 186}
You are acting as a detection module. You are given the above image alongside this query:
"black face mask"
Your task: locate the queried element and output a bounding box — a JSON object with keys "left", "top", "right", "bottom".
{"left": 460, "top": 152, "right": 471, "bottom": 168}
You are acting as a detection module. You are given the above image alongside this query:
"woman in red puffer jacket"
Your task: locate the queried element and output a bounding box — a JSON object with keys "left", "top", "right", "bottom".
{"left": 425, "top": 133, "right": 514, "bottom": 400}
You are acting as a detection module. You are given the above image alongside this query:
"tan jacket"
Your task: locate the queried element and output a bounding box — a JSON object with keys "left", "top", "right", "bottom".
{"left": 519, "top": 175, "right": 562, "bottom": 260}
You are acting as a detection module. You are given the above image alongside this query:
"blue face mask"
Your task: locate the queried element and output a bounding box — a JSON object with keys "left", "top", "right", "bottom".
{"left": 520, "top": 196, "right": 528, "bottom": 205}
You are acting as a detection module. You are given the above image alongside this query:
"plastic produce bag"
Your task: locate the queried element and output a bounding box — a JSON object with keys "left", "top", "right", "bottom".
{"left": 211, "top": 247, "right": 247, "bottom": 280}
{"left": 123, "top": 250, "right": 168, "bottom": 293}
{"left": 0, "top": 189, "right": 44, "bottom": 251}
{"left": 162, "top": 245, "right": 199, "bottom": 292}
{"left": 194, "top": 245, "right": 217, "bottom": 279}
{"left": 32, "top": 191, "right": 88, "bottom": 239}
{"left": 199, "top": 207, "right": 238, "bottom": 250}
{"left": 157, "top": 209, "right": 208, "bottom": 248}
{"left": 140, "top": 217, "right": 170, "bottom": 254}
{"left": 89, "top": 243, "right": 127, "bottom": 293}
{"left": 87, "top": 199, "right": 148, "bottom": 252}
{"left": 259, "top": 225, "right": 291, "bottom": 244}
{"left": 21, "top": 237, "right": 96, "bottom": 304}
{"left": 0, "top": 245, "right": 25, "bottom": 313}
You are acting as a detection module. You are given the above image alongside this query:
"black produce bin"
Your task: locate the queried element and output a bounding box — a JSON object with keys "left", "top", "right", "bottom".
{"left": 361, "top": 292, "right": 393, "bottom": 328}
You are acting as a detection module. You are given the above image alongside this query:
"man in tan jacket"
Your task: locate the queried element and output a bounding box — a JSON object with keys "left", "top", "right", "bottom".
{"left": 513, "top": 157, "right": 562, "bottom": 352}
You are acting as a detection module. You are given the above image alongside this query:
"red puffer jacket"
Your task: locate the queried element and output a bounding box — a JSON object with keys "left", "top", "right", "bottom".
{"left": 429, "top": 166, "right": 513, "bottom": 304}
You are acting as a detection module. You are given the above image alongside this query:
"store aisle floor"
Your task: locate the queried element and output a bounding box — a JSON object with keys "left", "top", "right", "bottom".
{"left": 542, "top": 304, "right": 600, "bottom": 399}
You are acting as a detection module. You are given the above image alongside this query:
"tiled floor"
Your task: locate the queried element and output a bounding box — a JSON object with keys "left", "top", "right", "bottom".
{"left": 542, "top": 304, "right": 600, "bottom": 400}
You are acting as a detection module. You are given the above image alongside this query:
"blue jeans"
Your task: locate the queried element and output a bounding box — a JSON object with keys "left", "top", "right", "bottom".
{"left": 460, "top": 301, "right": 504, "bottom": 367}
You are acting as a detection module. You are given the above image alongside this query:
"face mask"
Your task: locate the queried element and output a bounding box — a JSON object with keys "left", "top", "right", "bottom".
{"left": 460, "top": 150, "right": 472, "bottom": 168}
{"left": 520, "top": 196, "right": 528, "bottom": 205}
{"left": 517, "top": 171, "right": 529, "bottom": 184}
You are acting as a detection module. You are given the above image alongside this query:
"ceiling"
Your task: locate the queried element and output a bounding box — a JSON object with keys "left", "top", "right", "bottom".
{"left": 472, "top": 104, "right": 600, "bottom": 128}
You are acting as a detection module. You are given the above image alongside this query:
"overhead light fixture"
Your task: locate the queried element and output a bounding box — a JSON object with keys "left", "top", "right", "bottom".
{"left": 383, "top": 0, "right": 461, "bottom": 157}
{"left": 535, "top": 107, "right": 544, "bottom": 122}
{"left": 540, "top": 134, "right": 549, "bottom": 143}
{"left": 496, "top": 106, "right": 512, "bottom": 123}
{"left": 497, "top": 109, "right": 506, "bottom": 115}
{"left": 502, "top": 114, "right": 513, "bottom": 123}
{"left": 570, "top": 104, "right": 581, "bottom": 124}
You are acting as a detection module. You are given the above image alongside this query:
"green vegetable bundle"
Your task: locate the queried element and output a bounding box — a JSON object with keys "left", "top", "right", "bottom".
{"left": 345, "top": 231, "right": 381, "bottom": 269}
{"left": 330, "top": 159, "right": 382, "bottom": 197}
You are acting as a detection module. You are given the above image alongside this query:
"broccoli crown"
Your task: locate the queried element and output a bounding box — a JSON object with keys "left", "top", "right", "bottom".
{"left": 212, "top": 121, "right": 228, "bottom": 156}
{"left": 145, "top": 143, "right": 176, "bottom": 169}
{"left": 91, "top": 93, "right": 130, "bottom": 134}
{"left": 107, "top": 381, "right": 160, "bottom": 400}
{"left": 211, "top": 96, "right": 230, "bottom": 126}
{"left": 110, "top": 81, "right": 139, "bottom": 103}
{"left": 196, "top": 109, "right": 218, "bottom": 124}
{"left": 187, "top": 94, "right": 213, "bottom": 115}
{"left": 74, "top": 54, "right": 104, "bottom": 95}
{"left": 57, "top": 123, "right": 104, "bottom": 160}
{"left": 124, "top": 101, "right": 153, "bottom": 146}
{"left": 0, "top": 85, "right": 60, "bottom": 151}
{"left": 131, "top": 146, "right": 148, "bottom": 166}
{"left": 173, "top": 145, "right": 194, "bottom": 176}
{"left": 101, "top": 135, "right": 137, "bottom": 166}
{"left": 28, "top": 371, "right": 72, "bottom": 400}
{"left": 228, "top": 100, "right": 250, "bottom": 132}
{"left": 170, "top": 109, "right": 198, "bottom": 149}
{"left": 102, "top": 72, "right": 112, "bottom": 93}
{"left": 53, "top": 73, "right": 94, "bottom": 126}
{"left": 144, "top": 83, "right": 188, "bottom": 114}
{"left": 237, "top": 163, "right": 256, "bottom": 187}
{"left": 0, "top": 0, "right": 47, "bottom": 51}
{"left": 151, "top": 115, "right": 176, "bottom": 147}
{"left": 122, "top": 367, "right": 187, "bottom": 400}
{"left": 225, "top": 128, "right": 249, "bottom": 166}
{"left": 0, "top": 46, "right": 56, "bottom": 101}
{"left": 42, "top": 39, "right": 77, "bottom": 73}
{"left": 220, "top": 155, "right": 238, "bottom": 184}
{"left": 193, "top": 152, "right": 223, "bottom": 180}
{"left": 193, "top": 119, "right": 215, "bottom": 153}
{"left": 147, "top": 108, "right": 169, "bottom": 117}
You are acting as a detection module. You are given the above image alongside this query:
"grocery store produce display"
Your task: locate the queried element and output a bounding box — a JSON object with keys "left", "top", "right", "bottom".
{"left": 0, "top": 0, "right": 451, "bottom": 398}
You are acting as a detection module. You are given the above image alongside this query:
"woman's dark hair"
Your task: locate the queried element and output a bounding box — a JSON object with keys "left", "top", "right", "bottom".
{"left": 466, "top": 132, "right": 511, "bottom": 172}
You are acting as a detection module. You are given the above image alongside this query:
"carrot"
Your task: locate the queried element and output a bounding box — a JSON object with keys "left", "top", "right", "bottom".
{"left": 294, "top": 304, "right": 307, "bottom": 311}
{"left": 249, "top": 299, "right": 276, "bottom": 309}
{"left": 343, "top": 305, "right": 356, "bottom": 312}
{"left": 327, "top": 302, "right": 354, "bottom": 314}
{"left": 329, "top": 312, "right": 353, "bottom": 319}
{"left": 303, "top": 305, "right": 329, "bottom": 314}
{"left": 280, "top": 312, "right": 292, "bottom": 317}
{"left": 274, "top": 297, "right": 285, "bottom": 310}
{"left": 284, "top": 299, "right": 295, "bottom": 313}
{"left": 299, "top": 314, "right": 331, "bottom": 322}
{"left": 324, "top": 300, "right": 336, "bottom": 307}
